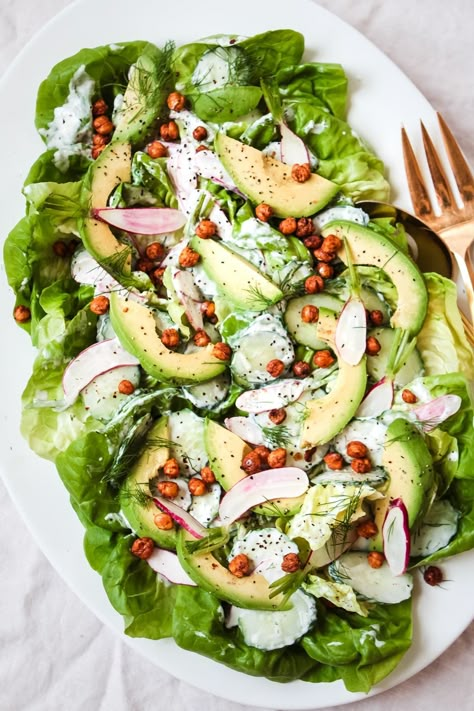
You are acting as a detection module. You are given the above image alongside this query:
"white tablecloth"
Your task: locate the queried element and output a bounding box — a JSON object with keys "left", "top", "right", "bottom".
{"left": 1, "top": 1, "right": 473, "bottom": 709}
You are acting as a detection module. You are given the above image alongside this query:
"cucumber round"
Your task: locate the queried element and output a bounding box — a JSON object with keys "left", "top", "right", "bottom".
{"left": 329, "top": 552, "right": 413, "bottom": 604}
{"left": 410, "top": 499, "right": 459, "bottom": 557}
{"left": 182, "top": 372, "right": 230, "bottom": 410}
{"left": 231, "top": 328, "right": 294, "bottom": 385}
{"left": 284, "top": 294, "right": 342, "bottom": 349}
{"left": 367, "top": 327, "right": 423, "bottom": 386}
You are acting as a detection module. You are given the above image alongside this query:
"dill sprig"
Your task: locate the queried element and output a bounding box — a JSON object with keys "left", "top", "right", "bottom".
{"left": 244, "top": 283, "right": 283, "bottom": 311}
{"left": 261, "top": 425, "right": 292, "bottom": 449}
{"left": 185, "top": 526, "right": 230, "bottom": 555}
{"left": 102, "top": 415, "right": 153, "bottom": 487}
{"left": 124, "top": 41, "right": 175, "bottom": 122}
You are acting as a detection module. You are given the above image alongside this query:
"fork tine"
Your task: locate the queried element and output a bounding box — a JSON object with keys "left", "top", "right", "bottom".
{"left": 420, "top": 120, "right": 457, "bottom": 211}
{"left": 437, "top": 113, "right": 474, "bottom": 205}
{"left": 401, "top": 127, "right": 435, "bottom": 221}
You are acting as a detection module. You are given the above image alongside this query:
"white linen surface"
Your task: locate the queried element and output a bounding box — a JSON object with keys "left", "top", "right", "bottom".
{"left": 1, "top": 1, "right": 473, "bottom": 710}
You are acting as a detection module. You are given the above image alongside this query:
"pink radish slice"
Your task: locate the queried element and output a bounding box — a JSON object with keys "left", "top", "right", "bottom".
{"left": 412, "top": 394, "right": 462, "bottom": 432}
{"left": 224, "top": 417, "right": 264, "bottom": 445}
{"left": 236, "top": 379, "right": 305, "bottom": 414}
{"left": 153, "top": 497, "right": 205, "bottom": 539}
{"left": 93, "top": 207, "right": 186, "bottom": 235}
{"left": 194, "top": 149, "right": 237, "bottom": 191}
{"left": 356, "top": 378, "right": 394, "bottom": 418}
{"left": 62, "top": 338, "right": 139, "bottom": 406}
{"left": 167, "top": 142, "right": 198, "bottom": 211}
{"left": 147, "top": 548, "right": 197, "bottom": 586}
{"left": 382, "top": 499, "right": 410, "bottom": 575}
{"left": 219, "top": 468, "right": 309, "bottom": 525}
{"left": 279, "top": 122, "right": 310, "bottom": 165}
{"left": 172, "top": 270, "right": 204, "bottom": 330}
{"left": 335, "top": 297, "right": 367, "bottom": 366}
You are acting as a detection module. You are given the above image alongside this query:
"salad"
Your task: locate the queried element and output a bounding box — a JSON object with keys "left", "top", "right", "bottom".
{"left": 4, "top": 29, "right": 474, "bottom": 693}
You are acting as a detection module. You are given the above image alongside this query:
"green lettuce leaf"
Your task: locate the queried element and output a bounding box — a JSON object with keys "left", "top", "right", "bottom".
{"left": 277, "top": 61, "right": 348, "bottom": 119}
{"left": 417, "top": 273, "right": 474, "bottom": 378}
{"left": 130, "top": 152, "right": 178, "bottom": 207}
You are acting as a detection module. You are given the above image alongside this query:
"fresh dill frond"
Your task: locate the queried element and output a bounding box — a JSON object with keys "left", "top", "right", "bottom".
{"left": 120, "top": 482, "right": 153, "bottom": 508}
{"left": 244, "top": 284, "right": 282, "bottom": 311}
{"left": 261, "top": 425, "right": 292, "bottom": 448}
{"left": 102, "top": 415, "right": 152, "bottom": 487}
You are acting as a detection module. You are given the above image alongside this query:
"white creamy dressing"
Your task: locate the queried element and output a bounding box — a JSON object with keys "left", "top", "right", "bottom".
{"left": 302, "top": 119, "right": 329, "bottom": 135}
{"left": 313, "top": 205, "right": 370, "bottom": 232}
{"left": 170, "top": 109, "right": 215, "bottom": 143}
{"left": 40, "top": 65, "right": 95, "bottom": 171}
{"left": 192, "top": 47, "right": 240, "bottom": 92}
{"left": 112, "top": 93, "right": 125, "bottom": 124}
{"left": 360, "top": 625, "right": 385, "bottom": 649}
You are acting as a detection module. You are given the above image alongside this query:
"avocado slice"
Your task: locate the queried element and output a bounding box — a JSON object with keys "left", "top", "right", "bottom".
{"left": 176, "top": 529, "right": 290, "bottom": 610}
{"left": 120, "top": 416, "right": 176, "bottom": 549}
{"left": 323, "top": 221, "right": 428, "bottom": 335}
{"left": 215, "top": 133, "right": 338, "bottom": 218}
{"left": 300, "top": 309, "right": 367, "bottom": 448}
{"left": 79, "top": 141, "right": 132, "bottom": 267}
{"left": 114, "top": 51, "right": 162, "bottom": 143}
{"left": 370, "top": 418, "right": 435, "bottom": 551}
{"left": 190, "top": 236, "right": 283, "bottom": 311}
{"left": 204, "top": 419, "right": 303, "bottom": 517}
{"left": 110, "top": 293, "right": 226, "bottom": 384}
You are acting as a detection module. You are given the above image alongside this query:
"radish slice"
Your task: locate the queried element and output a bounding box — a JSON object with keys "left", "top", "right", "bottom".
{"left": 147, "top": 548, "right": 197, "bottom": 586}
{"left": 383, "top": 499, "right": 410, "bottom": 576}
{"left": 219, "top": 468, "right": 309, "bottom": 525}
{"left": 224, "top": 417, "right": 264, "bottom": 445}
{"left": 93, "top": 207, "right": 186, "bottom": 235}
{"left": 209, "top": 203, "right": 233, "bottom": 241}
{"left": 279, "top": 122, "right": 310, "bottom": 165}
{"left": 167, "top": 141, "right": 198, "bottom": 212}
{"left": 335, "top": 297, "right": 367, "bottom": 365}
{"left": 356, "top": 378, "right": 394, "bottom": 418}
{"left": 413, "top": 394, "right": 462, "bottom": 432}
{"left": 193, "top": 149, "right": 237, "bottom": 191}
{"left": 236, "top": 379, "right": 305, "bottom": 414}
{"left": 172, "top": 270, "right": 204, "bottom": 330}
{"left": 153, "top": 496, "right": 205, "bottom": 539}
{"left": 62, "top": 338, "right": 139, "bottom": 406}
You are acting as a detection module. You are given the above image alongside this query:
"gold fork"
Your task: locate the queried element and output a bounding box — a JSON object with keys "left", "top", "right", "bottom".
{"left": 402, "top": 113, "right": 474, "bottom": 341}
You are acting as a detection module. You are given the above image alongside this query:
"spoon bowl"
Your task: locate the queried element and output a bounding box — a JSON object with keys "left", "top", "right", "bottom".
{"left": 357, "top": 200, "right": 454, "bottom": 278}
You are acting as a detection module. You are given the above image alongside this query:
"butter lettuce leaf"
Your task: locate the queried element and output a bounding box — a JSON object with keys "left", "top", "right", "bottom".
{"left": 303, "top": 575, "right": 368, "bottom": 616}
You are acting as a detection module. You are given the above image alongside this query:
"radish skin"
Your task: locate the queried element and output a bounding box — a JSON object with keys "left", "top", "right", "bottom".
{"left": 172, "top": 270, "right": 204, "bottom": 330}
{"left": 153, "top": 497, "right": 205, "bottom": 539}
{"left": 93, "top": 207, "right": 186, "bottom": 235}
{"left": 335, "top": 297, "right": 367, "bottom": 365}
{"left": 279, "top": 122, "right": 310, "bottom": 165}
{"left": 356, "top": 378, "right": 394, "bottom": 418}
{"left": 236, "top": 380, "right": 305, "bottom": 414}
{"left": 413, "top": 394, "right": 462, "bottom": 432}
{"left": 224, "top": 417, "right": 264, "bottom": 445}
{"left": 219, "top": 468, "right": 309, "bottom": 525}
{"left": 147, "top": 548, "right": 197, "bottom": 586}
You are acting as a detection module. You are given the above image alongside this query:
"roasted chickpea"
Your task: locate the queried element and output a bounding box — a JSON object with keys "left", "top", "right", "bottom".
{"left": 118, "top": 379, "right": 135, "bottom": 395}
{"left": 160, "top": 328, "right": 180, "bottom": 348}
{"left": 212, "top": 342, "right": 231, "bottom": 361}
{"left": 179, "top": 246, "right": 200, "bottom": 268}
{"left": 145, "top": 242, "right": 165, "bottom": 261}
{"left": 291, "top": 163, "right": 311, "bottom": 182}
{"left": 200, "top": 466, "right": 216, "bottom": 485}
{"left": 304, "top": 447, "right": 317, "bottom": 463}
{"left": 317, "top": 263, "right": 334, "bottom": 279}
{"left": 195, "top": 219, "right": 217, "bottom": 239}
{"left": 193, "top": 329, "right": 211, "bottom": 347}
{"left": 402, "top": 389, "right": 418, "bottom": 404}
{"left": 313, "top": 247, "right": 335, "bottom": 263}
{"left": 52, "top": 240, "right": 68, "bottom": 257}
{"left": 255, "top": 203, "right": 273, "bottom": 222}
{"left": 92, "top": 145, "right": 106, "bottom": 159}
{"left": 367, "top": 551, "right": 385, "bottom": 569}
{"left": 92, "top": 98, "right": 108, "bottom": 116}
{"left": 131, "top": 537, "right": 154, "bottom": 560}
{"left": 295, "top": 217, "right": 314, "bottom": 238}
{"left": 304, "top": 275, "right": 324, "bottom": 294}
{"left": 192, "top": 125, "right": 208, "bottom": 141}
{"left": 279, "top": 217, "right": 297, "bottom": 235}
{"left": 157, "top": 480, "right": 180, "bottom": 499}
{"left": 346, "top": 440, "right": 368, "bottom": 459}
{"left": 163, "top": 458, "right": 180, "bottom": 478}
{"left": 423, "top": 565, "right": 444, "bottom": 586}
{"left": 369, "top": 309, "right": 384, "bottom": 326}
{"left": 301, "top": 304, "right": 319, "bottom": 323}
{"left": 350, "top": 457, "right": 372, "bottom": 474}
{"left": 228, "top": 553, "right": 251, "bottom": 577}
{"left": 201, "top": 301, "right": 215, "bottom": 319}
{"left": 324, "top": 452, "right": 344, "bottom": 470}
{"left": 321, "top": 234, "right": 342, "bottom": 253}
{"left": 136, "top": 258, "right": 154, "bottom": 273}
{"left": 281, "top": 553, "right": 301, "bottom": 573}
{"left": 166, "top": 91, "right": 186, "bottom": 111}
{"left": 13, "top": 305, "right": 31, "bottom": 323}
{"left": 147, "top": 140, "right": 168, "bottom": 158}
{"left": 268, "top": 408, "right": 286, "bottom": 425}
{"left": 253, "top": 445, "right": 270, "bottom": 464}
{"left": 241, "top": 450, "right": 262, "bottom": 474}
{"left": 356, "top": 520, "right": 378, "bottom": 539}
{"left": 89, "top": 295, "right": 109, "bottom": 315}
{"left": 160, "top": 120, "right": 179, "bottom": 141}
{"left": 303, "top": 234, "right": 323, "bottom": 250}
{"left": 188, "top": 477, "right": 207, "bottom": 496}
{"left": 267, "top": 448, "right": 287, "bottom": 468}
{"left": 92, "top": 133, "right": 109, "bottom": 147}
{"left": 293, "top": 361, "right": 311, "bottom": 377}
{"left": 366, "top": 336, "right": 382, "bottom": 355}
{"left": 153, "top": 513, "right": 174, "bottom": 530}
{"left": 93, "top": 115, "right": 114, "bottom": 135}
{"left": 313, "top": 350, "right": 335, "bottom": 369}
{"left": 266, "top": 359, "right": 285, "bottom": 378}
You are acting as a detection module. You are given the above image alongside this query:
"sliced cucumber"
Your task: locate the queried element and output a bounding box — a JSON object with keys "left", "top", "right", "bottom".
{"left": 168, "top": 409, "right": 207, "bottom": 476}
{"left": 230, "top": 528, "right": 298, "bottom": 583}
{"left": 81, "top": 365, "right": 141, "bottom": 420}
{"left": 367, "top": 327, "right": 423, "bottom": 387}
{"left": 189, "top": 482, "right": 221, "bottom": 527}
{"left": 360, "top": 286, "right": 390, "bottom": 321}
{"left": 312, "top": 467, "right": 387, "bottom": 488}
{"left": 231, "top": 315, "right": 294, "bottom": 385}
{"left": 329, "top": 552, "right": 413, "bottom": 604}
{"left": 182, "top": 372, "right": 231, "bottom": 410}
{"left": 231, "top": 590, "right": 316, "bottom": 651}
{"left": 332, "top": 419, "right": 388, "bottom": 467}
{"left": 284, "top": 294, "right": 342, "bottom": 349}
{"left": 410, "top": 499, "right": 459, "bottom": 557}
